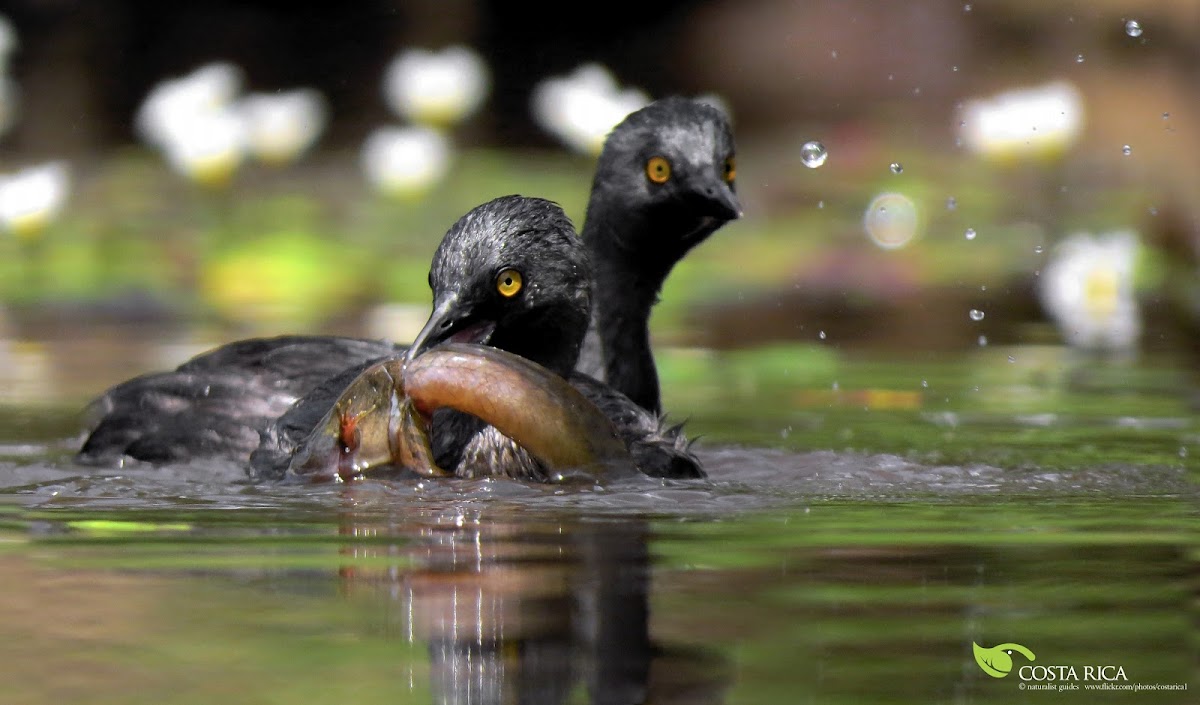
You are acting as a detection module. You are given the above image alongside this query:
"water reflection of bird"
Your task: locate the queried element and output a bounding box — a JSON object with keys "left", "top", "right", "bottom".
{"left": 80, "top": 196, "right": 697, "bottom": 480}
{"left": 79, "top": 95, "right": 739, "bottom": 479}
{"left": 334, "top": 509, "right": 733, "bottom": 704}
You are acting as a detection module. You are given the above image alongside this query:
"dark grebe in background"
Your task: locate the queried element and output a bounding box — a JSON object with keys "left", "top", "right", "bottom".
{"left": 575, "top": 96, "right": 741, "bottom": 415}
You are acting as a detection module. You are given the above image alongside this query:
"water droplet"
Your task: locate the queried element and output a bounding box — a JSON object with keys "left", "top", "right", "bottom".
{"left": 980, "top": 285, "right": 987, "bottom": 292}
{"left": 963, "top": 3, "right": 971, "bottom": 12}
{"left": 830, "top": 50, "right": 838, "bottom": 59}
{"left": 817, "top": 200, "right": 825, "bottom": 209}
{"left": 977, "top": 335, "right": 988, "bottom": 346}
{"left": 1007, "top": 355, "right": 1016, "bottom": 363}
{"left": 964, "top": 227, "right": 977, "bottom": 240}
{"left": 1075, "top": 53, "right": 1085, "bottom": 63}
{"left": 1162, "top": 112, "right": 1170, "bottom": 120}
{"left": 1034, "top": 245, "right": 1044, "bottom": 254}
{"left": 800, "top": 141, "right": 828, "bottom": 168}
{"left": 969, "top": 309, "right": 985, "bottom": 321}
{"left": 889, "top": 162, "right": 904, "bottom": 174}
{"left": 1122, "top": 144, "right": 1132, "bottom": 156}
{"left": 920, "top": 379, "right": 929, "bottom": 388}
{"left": 1125, "top": 19, "right": 1143, "bottom": 37}
{"left": 818, "top": 330, "right": 826, "bottom": 340}
{"left": 952, "top": 65, "right": 959, "bottom": 72}
{"left": 946, "top": 196, "right": 957, "bottom": 210}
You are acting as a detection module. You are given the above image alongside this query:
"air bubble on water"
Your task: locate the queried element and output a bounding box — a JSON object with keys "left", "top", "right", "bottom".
{"left": 1124, "top": 19, "right": 1143, "bottom": 37}
{"left": 920, "top": 379, "right": 929, "bottom": 388}
{"left": 818, "top": 330, "right": 826, "bottom": 340}
{"left": 965, "top": 227, "right": 977, "bottom": 240}
{"left": 1122, "top": 144, "right": 1132, "bottom": 156}
{"left": 780, "top": 426, "right": 792, "bottom": 439}
{"left": 980, "top": 285, "right": 987, "bottom": 292}
{"left": 1007, "top": 355, "right": 1016, "bottom": 363}
{"left": 817, "top": 200, "right": 825, "bottom": 209}
{"left": 1180, "top": 446, "right": 1188, "bottom": 458}
{"left": 889, "top": 162, "right": 903, "bottom": 174}
{"left": 977, "top": 335, "right": 988, "bottom": 346}
{"left": 1162, "top": 112, "right": 1169, "bottom": 120}
{"left": 1148, "top": 205, "right": 1158, "bottom": 216}
{"left": 1034, "top": 245, "right": 1044, "bottom": 254}
{"left": 946, "top": 196, "right": 957, "bottom": 210}
{"left": 831, "top": 381, "right": 839, "bottom": 391}
{"left": 1075, "top": 54, "right": 1085, "bottom": 63}
{"left": 969, "top": 309, "right": 985, "bottom": 321}
{"left": 800, "top": 141, "right": 828, "bottom": 168}
{"left": 963, "top": 3, "right": 971, "bottom": 12}
{"left": 952, "top": 65, "right": 959, "bottom": 72}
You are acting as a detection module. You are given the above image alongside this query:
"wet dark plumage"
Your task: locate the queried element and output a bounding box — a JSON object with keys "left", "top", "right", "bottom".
{"left": 79, "top": 194, "right": 704, "bottom": 480}
{"left": 575, "top": 96, "right": 741, "bottom": 415}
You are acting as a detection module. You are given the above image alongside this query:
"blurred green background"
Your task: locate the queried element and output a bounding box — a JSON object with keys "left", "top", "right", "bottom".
{"left": 0, "top": 0, "right": 1196, "bottom": 404}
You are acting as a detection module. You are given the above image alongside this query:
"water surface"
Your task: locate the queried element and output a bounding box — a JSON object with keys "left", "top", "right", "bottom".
{"left": 0, "top": 337, "right": 1196, "bottom": 704}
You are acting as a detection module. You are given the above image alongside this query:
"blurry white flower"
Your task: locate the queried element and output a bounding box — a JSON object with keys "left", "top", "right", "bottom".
{"left": 135, "top": 61, "right": 244, "bottom": 148}
{"left": 383, "top": 46, "right": 489, "bottom": 127}
{"left": 863, "top": 192, "right": 919, "bottom": 250}
{"left": 531, "top": 63, "right": 650, "bottom": 155}
{"left": 0, "top": 161, "right": 70, "bottom": 240}
{"left": 237, "top": 89, "right": 328, "bottom": 165}
{"left": 160, "top": 110, "right": 248, "bottom": 188}
{"left": 1038, "top": 231, "right": 1141, "bottom": 352}
{"left": 0, "top": 14, "right": 18, "bottom": 74}
{"left": 361, "top": 125, "right": 451, "bottom": 199}
{"left": 958, "top": 81, "right": 1085, "bottom": 161}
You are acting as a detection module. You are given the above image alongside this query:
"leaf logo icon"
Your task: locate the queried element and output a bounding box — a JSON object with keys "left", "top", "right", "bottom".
{"left": 972, "top": 642, "right": 1036, "bottom": 678}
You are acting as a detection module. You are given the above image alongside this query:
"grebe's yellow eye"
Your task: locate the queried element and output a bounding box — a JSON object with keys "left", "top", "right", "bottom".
{"left": 723, "top": 155, "right": 736, "bottom": 183}
{"left": 496, "top": 268, "right": 523, "bottom": 298}
{"left": 645, "top": 156, "right": 671, "bottom": 184}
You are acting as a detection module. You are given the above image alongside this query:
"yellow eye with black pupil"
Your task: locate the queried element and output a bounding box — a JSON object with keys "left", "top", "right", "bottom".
{"left": 646, "top": 156, "right": 671, "bottom": 184}
{"left": 496, "top": 268, "right": 522, "bottom": 297}
{"left": 723, "top": 156, "right": 736, "bottom": 183}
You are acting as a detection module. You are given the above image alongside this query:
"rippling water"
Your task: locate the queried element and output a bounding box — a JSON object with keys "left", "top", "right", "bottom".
{"left": 0, "top": 336, "right": 1196, "bottom": 704}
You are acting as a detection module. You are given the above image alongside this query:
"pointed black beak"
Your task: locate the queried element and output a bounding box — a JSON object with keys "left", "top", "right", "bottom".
{"left": 403, "top": 295, "right": 496, "bottom": 367}
{"left": 694, "top": 177, "right": 742, "bottom": 222}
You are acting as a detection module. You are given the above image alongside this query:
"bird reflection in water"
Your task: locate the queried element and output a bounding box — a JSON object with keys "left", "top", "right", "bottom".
{"left": 333, "top": 501, "right": 731, "bottom": 705}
